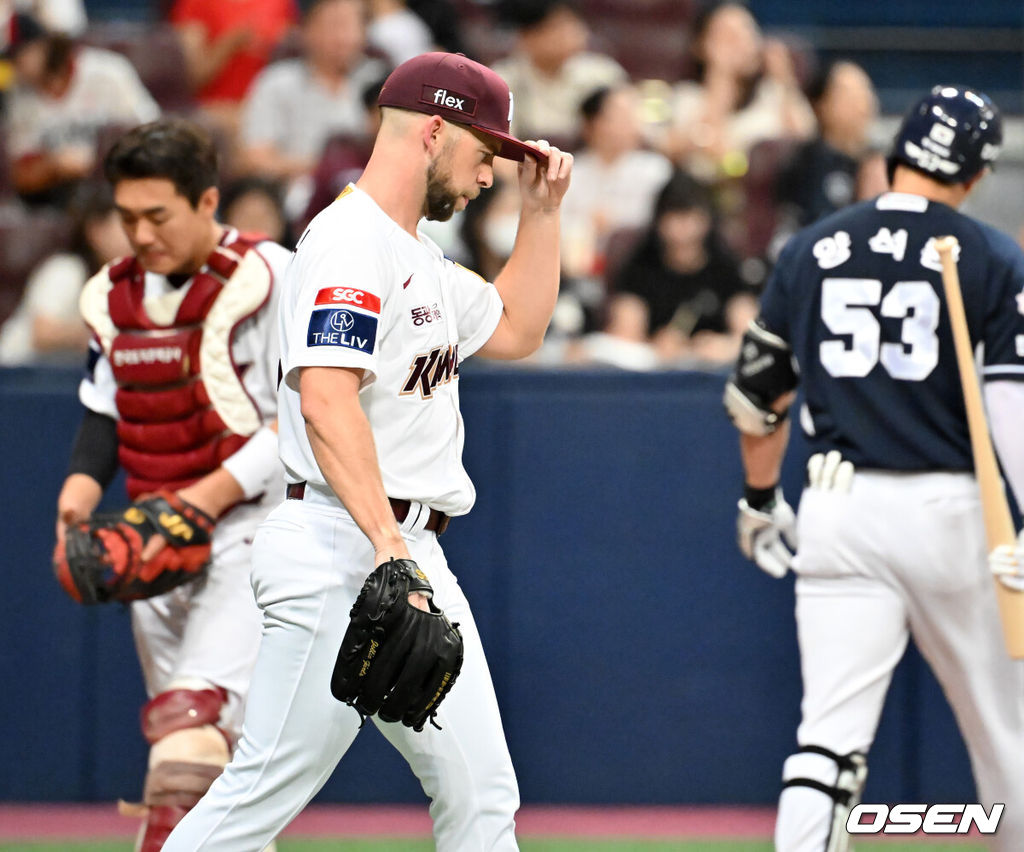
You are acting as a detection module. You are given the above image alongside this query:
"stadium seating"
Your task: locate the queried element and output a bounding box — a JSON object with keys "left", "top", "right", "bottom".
{"left": 0, "top": 204, "right": 75, "bottom": 327}
{"left": 739, "top": 137, "right": 800, "bottom": 262}
{"left": 80, "top": 21, "right": 194, "bottom": 114}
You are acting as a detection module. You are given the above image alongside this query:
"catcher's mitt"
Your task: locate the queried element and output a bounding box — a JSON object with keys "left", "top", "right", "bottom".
{"left": 331, "top": 558, "right": 464, "bottom": 731}
{"left": 54, "top": 490, "right": 215, "bottom": 604}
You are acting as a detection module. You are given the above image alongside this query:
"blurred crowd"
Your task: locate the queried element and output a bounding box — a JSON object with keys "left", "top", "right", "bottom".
{"left": 0, "top": 0, "right": 890, "bottom": 369}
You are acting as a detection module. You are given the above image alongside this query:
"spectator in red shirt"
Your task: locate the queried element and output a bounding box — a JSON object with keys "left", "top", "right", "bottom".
{"left": 169, "top": 0, "right": 299, "bottom": 131}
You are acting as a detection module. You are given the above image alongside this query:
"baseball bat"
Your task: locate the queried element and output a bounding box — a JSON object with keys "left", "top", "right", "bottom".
{"left": 936, "top": 235, "right": 1024, "bottom": 658}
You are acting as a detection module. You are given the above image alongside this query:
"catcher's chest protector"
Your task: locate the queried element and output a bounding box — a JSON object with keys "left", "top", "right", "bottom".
{"left": 80, "top": 235, "right": 272, "bottom": 499}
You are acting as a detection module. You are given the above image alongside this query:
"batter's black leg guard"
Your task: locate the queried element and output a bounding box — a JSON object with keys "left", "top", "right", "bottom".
{"left": 134, "top": 682, "right": 232, "bottom": 852}
{"left": 777, "top": 745, "right": 868, "bottom": 852}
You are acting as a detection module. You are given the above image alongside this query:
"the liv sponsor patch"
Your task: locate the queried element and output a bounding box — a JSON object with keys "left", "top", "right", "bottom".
{"left": 307, "top": 308, "right": 377, "bottom": 352}
{"left": 847, "top": 803, "right": 1004, "bottom": 835}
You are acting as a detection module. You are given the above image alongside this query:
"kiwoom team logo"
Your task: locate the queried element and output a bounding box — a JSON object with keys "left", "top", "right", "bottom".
{"left": 847, "top": 803, "right": 1004, "bottom": 836}
{"left": 400, "top": 343, "right": 459, "bottom": 398}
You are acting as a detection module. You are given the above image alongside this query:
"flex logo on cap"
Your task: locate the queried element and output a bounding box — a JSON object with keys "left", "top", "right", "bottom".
{"left": 420, "top": 85, "right": 477, "bottom": 117}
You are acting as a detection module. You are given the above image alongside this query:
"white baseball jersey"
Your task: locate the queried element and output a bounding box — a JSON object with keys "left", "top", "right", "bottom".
{"left": 165, "top": 186, "right": 519, "bottom": 851}
{"left": 278, "top": 184, "right": 504, "bottom": 516}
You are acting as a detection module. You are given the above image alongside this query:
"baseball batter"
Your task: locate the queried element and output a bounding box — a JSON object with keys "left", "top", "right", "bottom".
{"left": 725, "top": 86, "right": 1024, "bottom": 851}
{"left": 53, "top": 120, "right": 291, "bottom": 850}
{"left": 164, "top": 52, "right": 572, "bottom": 851}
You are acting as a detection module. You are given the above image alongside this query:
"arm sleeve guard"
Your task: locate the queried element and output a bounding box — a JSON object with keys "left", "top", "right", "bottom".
{"left": 724, "top": 319, "right": 799, "bottom": 436}
{"left": 67, "top": 408, "right": 119, "bottom": 489}
{"left": 985, "top": 379, "right": 1024, "bottom": 510}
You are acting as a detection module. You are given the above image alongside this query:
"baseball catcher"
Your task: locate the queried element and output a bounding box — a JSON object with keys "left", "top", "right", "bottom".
{"left": 331, "top": 558, "right": 464, "bottom": 731}
{"left": 54, "top": 490, "right": 215, "bottom": 604}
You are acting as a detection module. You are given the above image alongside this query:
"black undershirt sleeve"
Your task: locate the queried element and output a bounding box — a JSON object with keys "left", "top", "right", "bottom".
{"left": 67, "top": 409, "right": 119, "bottom": 490}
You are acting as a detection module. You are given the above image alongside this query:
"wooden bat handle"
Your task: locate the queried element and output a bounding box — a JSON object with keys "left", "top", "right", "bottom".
{"left": 936, "top": 235, "right": 1024, "bottom": 657}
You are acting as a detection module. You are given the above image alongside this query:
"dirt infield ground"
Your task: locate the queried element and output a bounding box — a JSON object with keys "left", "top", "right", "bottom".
{"left": 0, "top": 804, "right": 987, "bottom": 850}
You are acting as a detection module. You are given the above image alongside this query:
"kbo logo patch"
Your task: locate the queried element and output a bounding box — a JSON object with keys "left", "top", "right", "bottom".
{"left": 307, "top": 308, "right": 377, "bottom": 352}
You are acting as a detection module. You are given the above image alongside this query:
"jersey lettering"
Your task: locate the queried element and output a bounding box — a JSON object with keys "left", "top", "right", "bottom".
{"left": 813, "top": 230, "right": 852, "bottom": 270}
{"left": 411, "top": 304, "right": 442, "bottom": 325}
{"left": 868, "top": 227, "right": 908, "bottom": 262}
{"left": 920, "top": 237, "right": 960, "bottom": 273}
{"left": 819, "top": 278, "right": 940, "bottom": 381}
{"left": 400, "top": 344, "right": 460, "bottom": 399}
{"left": 762, "top": 193, "right": 1024, "bottom": 472}
{"left": 306, "top": 308, "right": 378, "bottom": 352}
{"left": 112, "top": 345, "right": 184, "bottom": 368}
{"left": 313, "top": 286, "right": 382, "bottom": 314}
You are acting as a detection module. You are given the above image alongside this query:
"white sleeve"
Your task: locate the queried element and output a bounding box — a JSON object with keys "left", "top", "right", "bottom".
{"left": 448, "top": 261, "right": 503, "bottom": 361}
{"left": 216, "top": 241, "right": 292, "bottom": 498}
{"left": 78, "top": 339, "right": 119, "bottom": 419}
{"left": 221, "top": 425, "right": 282, "bottom": 500}
{"left": 280, "top": 220, "right": 392, "bottom": 391}
{"left": 240, "top": 66, "right": 285, "bottom": 148}
{"left": 24, "top": 254, "right": 88, "bottom": 320}
{"left": 7, "top": 90, "right": 40, "bottom": 158}
{"left": 985, "top": 380, "right": 1024, "bottom": 511}
{"left": 233, "top": 241, "right": 290, "bottom": 421}
{"left": 102, "top": 51, "right": 160, "bottom": 124}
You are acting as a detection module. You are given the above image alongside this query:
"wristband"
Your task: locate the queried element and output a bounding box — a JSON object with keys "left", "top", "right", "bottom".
{"left": 744, "top": 483, "right": 777, "bottom": 512}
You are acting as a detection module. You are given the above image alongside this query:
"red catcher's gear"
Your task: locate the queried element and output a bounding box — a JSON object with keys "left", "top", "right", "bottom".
{"left": 98, "top": 235, "right": 269, "bottom": 499}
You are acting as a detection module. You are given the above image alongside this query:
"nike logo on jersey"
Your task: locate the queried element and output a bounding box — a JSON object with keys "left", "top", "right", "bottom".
{"left": 314, "top": 286, "right": 381, "bottom": 313}
{"left": 306, "top": 308, "right": 378, "bottom": 352}
{"left": 402, "top": 275, "right": 413, "bottom": 290}
{"left": 400, "top": 344, "right": 459, "bottom": 398}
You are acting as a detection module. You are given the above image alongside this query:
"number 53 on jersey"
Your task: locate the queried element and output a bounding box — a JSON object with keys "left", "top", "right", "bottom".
{"left": 817, "top": 228, "right": 958, "bottom": 382}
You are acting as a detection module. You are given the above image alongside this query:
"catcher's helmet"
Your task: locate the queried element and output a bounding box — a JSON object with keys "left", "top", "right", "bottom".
{"left": 887, "top": 85, "right": 1002, "bottom": 184}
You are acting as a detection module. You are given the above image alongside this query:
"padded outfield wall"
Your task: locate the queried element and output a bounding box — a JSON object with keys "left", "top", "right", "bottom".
{"left": 1, "top": 366, "right": 975, "bottom": 805}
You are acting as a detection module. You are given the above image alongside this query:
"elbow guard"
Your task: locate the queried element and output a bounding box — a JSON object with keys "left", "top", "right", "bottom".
{"left": 724, "top": 320, "right": 799, "bottom": 436}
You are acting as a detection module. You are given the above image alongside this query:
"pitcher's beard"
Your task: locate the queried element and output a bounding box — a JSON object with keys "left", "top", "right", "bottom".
{"left": 424, "top": 159, "right": 460, "bottom": 222}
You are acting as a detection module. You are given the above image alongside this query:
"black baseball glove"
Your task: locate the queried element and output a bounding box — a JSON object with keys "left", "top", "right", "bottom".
{"left": 331, "top": 558, "right": 464, "bottom": 731}
{"left": 54, "top": 490, "right": 215, "bottom": 604}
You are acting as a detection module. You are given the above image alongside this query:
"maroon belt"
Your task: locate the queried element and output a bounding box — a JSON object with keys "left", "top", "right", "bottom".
{"left": 285, "top": 481, "right": 450, "bottom": 535}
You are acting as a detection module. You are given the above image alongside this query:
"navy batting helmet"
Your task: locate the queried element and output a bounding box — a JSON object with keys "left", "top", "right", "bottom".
{"left": 887, "top": 85, "right": 1002, "bottom": 185}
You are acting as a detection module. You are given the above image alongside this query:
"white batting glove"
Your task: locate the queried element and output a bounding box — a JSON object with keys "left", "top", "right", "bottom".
{"left": 807, "top": 450, "right": 854, "bottom": 493}
{"left": 989, "top": 534, "right": 1024, "bottom": 592}
{"left": 737, "top": 489, "right": 797, "bottom": 578}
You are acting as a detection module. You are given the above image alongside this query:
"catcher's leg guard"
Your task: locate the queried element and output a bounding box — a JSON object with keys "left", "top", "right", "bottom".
{"left": 135, "top": 681, "right": 231, "bottom": 852}
{"left": 775, "top": 745, "right": 868, "bottom": 852}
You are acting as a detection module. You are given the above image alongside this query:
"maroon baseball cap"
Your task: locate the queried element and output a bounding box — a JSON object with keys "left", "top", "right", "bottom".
{"left": 377, "top": 52, "right": 547, "bottom": 163}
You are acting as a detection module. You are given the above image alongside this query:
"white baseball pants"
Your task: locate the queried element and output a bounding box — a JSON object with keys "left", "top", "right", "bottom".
{"left": 775, "top": 471, "right": 1024, "bottom": 852}
{"left": 132, "top": 503, "right": 270, "bottom": 737}
{"left": 163, "top": 491, "right": 520, "bottom": 852}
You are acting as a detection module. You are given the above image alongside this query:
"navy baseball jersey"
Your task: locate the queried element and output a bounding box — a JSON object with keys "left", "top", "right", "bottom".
{"left": 759, "top": 191, "right": 1024, "bottom": 471}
